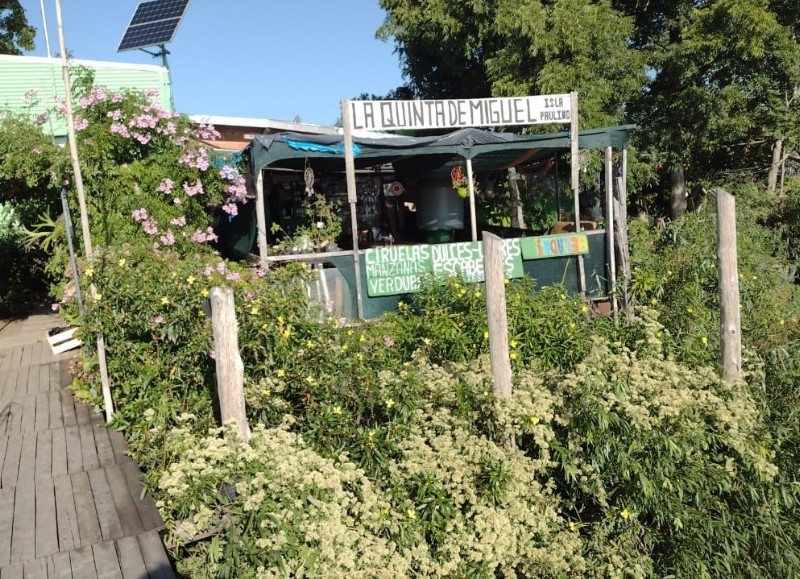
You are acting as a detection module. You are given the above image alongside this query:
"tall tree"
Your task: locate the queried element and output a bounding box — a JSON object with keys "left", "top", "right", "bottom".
{"left": 377, "top": 0, "right": 645, "bottom": 129}
{"left": 0, "top": 0, "right": 35, "bottom": 55}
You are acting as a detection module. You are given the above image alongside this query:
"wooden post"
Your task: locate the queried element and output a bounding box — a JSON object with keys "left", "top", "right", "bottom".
{"left": 467, "top": 158, "right": 478, "bottom": 242}
{"left": 57, "top": 0, "right": 115, "bottom": 422}
{"left": 714, "top": 188, "right": 742, "bottom": 383}
{"left": 508, "top": 167, "right": 526, "bottom": 230}
{"left": 614, "top": 176, "right": 631, "bottom": 318}
{"left": 483, "top": 232, "right": 512, "bottom": 396}
{"left": 341, "top": 99, "right": 364, "bottom": 319}
{"left": 209, "top": 287, "right": 251, "bottom": 440}
{"left": 604, "top": 146, "right": 617, "bottom": 314}
{"left": 570, "top": 92, "right": 586, "bottom": 294}
{"left": 255, "top": 170, "right": 269, "bottom": 270}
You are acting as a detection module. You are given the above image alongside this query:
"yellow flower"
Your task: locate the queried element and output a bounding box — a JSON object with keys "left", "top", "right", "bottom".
{"left": 93, "top": 293, "right": 102, "bottom": 302}
{"left": 385, "top": 398, "right": 395, "bottom": 409}
{"left": 347, "top": 329, "right": 354, "bottom": 336}
{"left": 277, "top": 316, "right": 284, "bottom": 324}
{"left": 186, "top": 276, "right": 196, "bottom": 285}
{"left": 332, "top": 406, "right": 342, "bottom": 415}
{"left": 620, "top": 507, "right": 634, "bottom": 520}
{"left": 356, "top": 353, "right": 363, "bottom": 361}
{"left": 650, "top": 298, "right": 657, "bottom": 305}
{"left": 262, "top": 388, "right": 271, "bottom": 397}
{"left": 422, "top": 337, "right": 431, "bottom": 345}
{"left": 483, "top": 331, "right": 489, "bottom": 340}
{"left": 701, "top": 336, "right": 708, "bottom": 345}
{"left": 779, "top": 319, "right": 785, "bottom": 326}
{"left": 381, "top": 506, "right": 390, "bottom": 517}
{"left": 306, "top": 340, "right": 313, "bottom": 348}
{"left": 559, "top": 293, "right": 566, "bottom": 300}
{"left": 406, "top": 509, "right": 416, "bottom": 520}
{"left": 85, "top": 267, "right": 94, "bottom": 278}
{"left": 510, "top": 352, "right": 518, "bottom": 360}
{"left": 117, "top": 258, "right": 126, "bottom": 267}
{"left": 276, "top": 369, "right": 286, "bottom": 378}
{"left": 474, "top": 290, "right": 481, "bottom": 298}
{"left": 160, "top": 296, "right": 170, "bottom": 305}
{"left": 569, "top": 521, "right": 577, "bottom": 532}
{"left": 686, "top": 306, "right": 693, "bottom": 313}
{"left": 510, "top": 339, "right": 518, "bottom": 348}
{"left": 200, "top": 288, "right": 209, "bottom": 298}
{"left": 261, "top": 323, "right": 268, "bottom": 331}
{"left": 504, "top": 278, "right": 510, "bottom": 285}
{"left": 250, "top": 307, "right": 260, "bottom": 315}
{"left": 581, "top": 305, "right": 589, "bottom": 313}
{"left": 341, "top": 344, "right": 349, "bottom": 351}
{"left": 359, "top": 334, "right": 366, "bottom": 342}
{"left": 569, "top": 322, "right": 576, "bottom": 330}
{"left": 171, "top": 271, "right": 177, "bottom": 278}
{"left": 751, "top": 274, "right": 758, "bottom": 280}
{"left": 529, "top": 415, "right": 539, "bottom": 425}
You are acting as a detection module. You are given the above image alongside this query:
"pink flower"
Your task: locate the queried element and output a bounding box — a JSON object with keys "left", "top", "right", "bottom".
{"left": 182, "top": 179, "right": 204, "bottom": 197}
{"left": 203, "top": 265, "right": 214, "bottom": 276}
{"left": 23, "top": 89, "right": 39, "bottom": 104}
{"left": 173, "top": 197, "right": 182, "bottom": 206}
{"left": 226, "top": 271, "right": 240, "bottom": 282}
{"left": 35, "top": 112, "right": 48, "bottom": 125}
{"left": 159, "top": 230, "right": 176, "bottom": 246}
{"left": 73, "top": 116, "right": 89, "bottom": 131}
{"left": 32, "top": 147, "right": 43, "bottom": 155}
{"left": 215, "top": 262, "right": 227, "bottom": 274}
{"left": 152, "top": 314, "right": 164, "bottom": 324}
{"left": 132, "top": 208, "right": 149, "bottom": 222}
{"left": 221, "top": 202, "right": 238, "bottom": 216}
{"left": 170, "top": 215, "right": 186, "bottom": 227}
{"left": 51, "top": 303, "right": 60, "bottom": 312}
{"left": 142, "top": 219, "right": 159, "bottom": 235}
{"left": 384, "top": 336, "right": 395, "bottom": 348}
{"left": 110, "top": 123, "right": 130, "bottom": 138}
{"left": 157, "top": 178, "right": 174, "bottom": 194}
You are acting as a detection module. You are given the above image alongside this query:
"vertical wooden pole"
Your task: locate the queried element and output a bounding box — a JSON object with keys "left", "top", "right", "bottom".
{"left": 57, "top": 0, "right": 114, "bottom": 422}
{"left": 508, "top": 167, "right": 526, "bottom": 230}
{"left": 342, "top": 100, "right": 364, "bottom": 319}
{"left": 255, "top": 170, "right": 269, "bottom": 270}
{"left": 570, "top": 92, "right": 586, "bottom": 294}
{"left": 714, "top": 188, "right": 742, "bottom": 383}
{"left": 604, "top": 146, "right": 617, "bottom": 314}
{"left": 467, "top": 158, "right": 478, "bottom": 242}
{"left": 210, "top": 287, "right": 250, "bottom": 440}
{"left": 614, "top": 176, "right": 631, "bottom": 318}
{"left": 483, "top": 232, "right": 512, "bottom": 396}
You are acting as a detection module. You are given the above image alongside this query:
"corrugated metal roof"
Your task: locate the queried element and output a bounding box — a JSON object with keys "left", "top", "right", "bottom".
{"left": 0, "top": 55, "right": 171, "bottom": 136}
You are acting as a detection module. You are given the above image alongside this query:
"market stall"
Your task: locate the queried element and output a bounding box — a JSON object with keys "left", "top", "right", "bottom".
{"left": 244, "top": 122, "right": 635, "bottom": 319}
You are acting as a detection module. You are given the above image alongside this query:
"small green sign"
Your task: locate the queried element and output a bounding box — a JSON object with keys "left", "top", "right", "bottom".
{"left": 521, "top": 233, "right": 589, "bottom": 260}
{"left": 365, "top": 245, "right": 432, "bottom": 297}
{"left": 365, "top": 239, "right": 524, "bottom": 297}
{"left": 430, "top": 240, "right": 523, "bottom": 283}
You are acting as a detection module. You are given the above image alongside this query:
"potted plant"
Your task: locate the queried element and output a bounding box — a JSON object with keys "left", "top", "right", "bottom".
{"left": 451, "top": 165, "right": 470, "bottom": 198}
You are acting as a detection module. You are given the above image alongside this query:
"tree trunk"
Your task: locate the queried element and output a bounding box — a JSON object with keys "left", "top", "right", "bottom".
{"left": 669, "top": 166, "right": 686, "bottom": 220}
{"left": 767, "top": 138, "right": 783, "bottom": 195}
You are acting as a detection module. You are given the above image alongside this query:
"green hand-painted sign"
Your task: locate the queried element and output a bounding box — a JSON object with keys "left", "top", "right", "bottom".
{"left": 521, "top": 233, "right": 589, "bottom": 260}
{"left": 365, "top": 239, "right": 523, "bottom": 297}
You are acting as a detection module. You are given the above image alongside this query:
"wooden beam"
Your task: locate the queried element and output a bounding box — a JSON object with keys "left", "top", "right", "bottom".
{"left": 210, "top": 287, "right": 250, "bottom": 440}
{"left": 483, "top": 232, "right": 512, "bottom": 396}
{"left": 714, "top": 188, "right": 742, "bottom": 383}
{"left": 255, "top": 170, "right": 269, "bottom": 270}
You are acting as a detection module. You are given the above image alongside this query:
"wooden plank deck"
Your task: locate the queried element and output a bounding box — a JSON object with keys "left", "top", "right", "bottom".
{"left": 0, "top": 313, "right": 175, "bottom": 578}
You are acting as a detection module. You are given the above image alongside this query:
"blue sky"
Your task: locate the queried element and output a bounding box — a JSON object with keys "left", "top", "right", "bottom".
{"left": 19, "top": 0, "right": 407, "bottom": 126}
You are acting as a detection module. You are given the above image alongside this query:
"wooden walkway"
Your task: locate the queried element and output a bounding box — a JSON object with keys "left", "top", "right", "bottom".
{"left": 0, "top": 313, "right": 175, "bottom": 579}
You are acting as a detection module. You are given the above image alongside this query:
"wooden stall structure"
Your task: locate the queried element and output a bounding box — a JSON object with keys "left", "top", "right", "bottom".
{"left": 244, "top": 98, "right": 634, "bottom": 319}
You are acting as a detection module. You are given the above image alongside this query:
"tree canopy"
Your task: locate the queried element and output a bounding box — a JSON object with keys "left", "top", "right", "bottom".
{"left": 0, "top": 0, "right": 35, "bottom": 55}
{"left": 378, "top": 0, "right": 800, "bottom": 195}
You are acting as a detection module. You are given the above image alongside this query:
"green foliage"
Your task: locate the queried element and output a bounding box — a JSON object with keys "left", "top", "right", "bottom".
{"left": 0, "top": 0, "right": 35, "bottom": 55}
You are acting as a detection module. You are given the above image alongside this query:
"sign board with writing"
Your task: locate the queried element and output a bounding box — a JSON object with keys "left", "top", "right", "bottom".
{"left": 350, "top": 95, "right": 571, "bottom": 132}
{"left": 365, "top": 245, "right": 432, "bottom": 297}
{"left": 521, "top": 233, "right": 589, "bottom": 260}
{"left": 365, "top": 240, "right": 523, "bottom": 297}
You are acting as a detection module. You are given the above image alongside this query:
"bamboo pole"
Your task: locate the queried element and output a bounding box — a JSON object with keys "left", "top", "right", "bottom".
{"left": 341, "top": 100, "right": 364, "bottom": 319}
{"left": 467, "top": 158, "right": 478, "bottom": 241}
{"left": 210, "top": 287, "right": 250, "bottom": 440}
{"left": 255, "top": 170, "right": 269, "bottom": 270}
{"left": 483, "top": 232, "right": 512, "bottom": 396}
{"left": 56, "top": 0, "right": 114, "bottom": 422}
{"left": 714, "top": 188, "right": 742, "bottom": 383}
{"left": 570, "top": 92, "right": 586, "bottom": 295}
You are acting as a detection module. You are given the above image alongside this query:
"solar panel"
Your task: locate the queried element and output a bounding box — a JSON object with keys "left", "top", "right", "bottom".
{"left": 117, "top": 0, "right": 190, "bottom": 52}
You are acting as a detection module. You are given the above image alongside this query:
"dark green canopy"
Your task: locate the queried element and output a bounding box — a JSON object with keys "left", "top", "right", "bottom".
{"left": 247, "top": 125, "right": 636, "bottom": 175}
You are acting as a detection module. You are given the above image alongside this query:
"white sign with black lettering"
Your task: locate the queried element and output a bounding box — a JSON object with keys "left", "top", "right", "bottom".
{"left": 349, "top": 95, "right": 571, "bottom": 131}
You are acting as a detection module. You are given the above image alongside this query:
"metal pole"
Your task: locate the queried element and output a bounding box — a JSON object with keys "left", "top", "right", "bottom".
{"left": 570, "top": 92, "right": 586, "bottom": 295}
{"left": 38, "top": 0, "right": 52, "bottom": 57}
{"left": 341, "top": 99, "right": 364, "bottom": 319}
{"left": 604, "top": 147, "right": 617, "bottom": 316}
{"left": 467, "top": 158, "right": 478, "bottom": 241}
{"left": 60, "top": 184, "right": 84, "bottom": 316}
